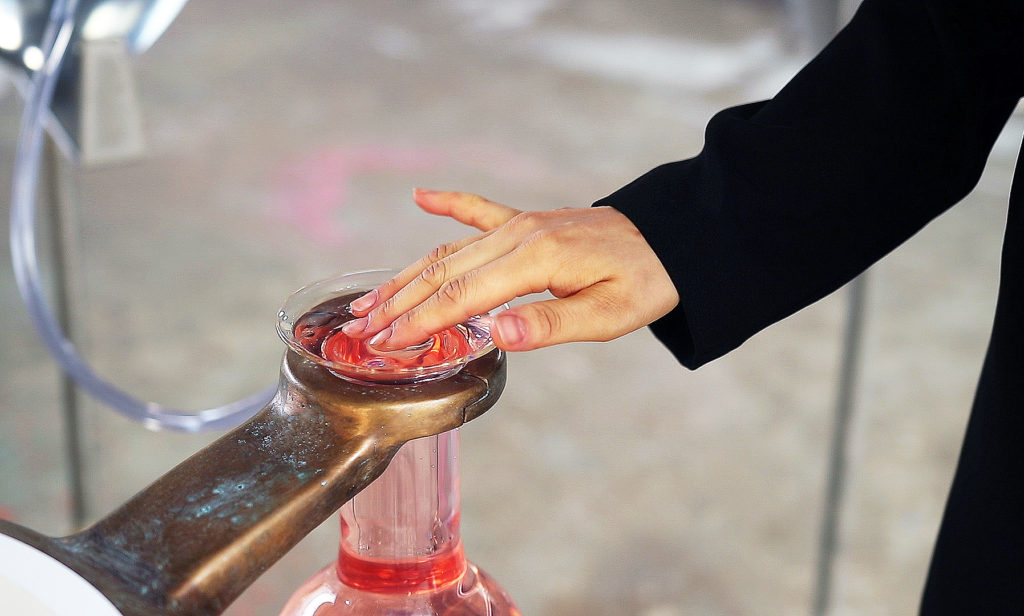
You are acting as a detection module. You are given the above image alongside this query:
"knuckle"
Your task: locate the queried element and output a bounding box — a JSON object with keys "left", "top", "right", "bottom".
{"left": 590, "top": 293, "right": 632, "bottom": 342}
{"left": 426, "top": 241, "right": 458, "bottom": 265}
{"left": 530, "top": 305, "right": 562, "bottom": 340}
{"left": 419, "top": 259, "right": 451, "bottom": 288}
{"left": 521, "top": 228, "right": 561, "bottom": 262}
{"left": 372, "top": 295, "right": 399, "bottom": 323}
{"left": 438, "top": 276, "right": 470, "bottom": 306}
{"left": 505, "top": 210, "right": 543, "bottom": 233}
{"left": 390, "top": 309, "right": 414, "bottom": 331}
{"left": 539, "top": 225, "right": 573, "bottom": 251}
{"left": 465, "top": 192, "right": 487, "bottom": 206}
{"left": 461, "top": 193, "right": 487, "bottom": 225}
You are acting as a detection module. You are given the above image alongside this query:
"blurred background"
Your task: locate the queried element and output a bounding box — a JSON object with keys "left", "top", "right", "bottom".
{"left": 1, "top": 0, "right": 1021, "bottom": 614}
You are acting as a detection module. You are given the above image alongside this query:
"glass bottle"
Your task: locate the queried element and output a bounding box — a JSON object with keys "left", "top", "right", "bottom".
{"left": 279, "top": 428, "right": 520, "bottom": 615}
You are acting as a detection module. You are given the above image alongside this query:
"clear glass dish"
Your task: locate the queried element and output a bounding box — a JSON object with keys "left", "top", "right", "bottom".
{"left": 277, "top": 269, "right": 501, "bottom": 385}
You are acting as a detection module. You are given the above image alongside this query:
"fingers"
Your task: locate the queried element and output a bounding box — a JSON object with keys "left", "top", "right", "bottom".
{"left": 413, "top": 189, "right": 520, "bottom": 232}
{"left": 344, "top": 224, "right": 520, "bottom": 337}
{"left": 345, "top": 202, "right": 681, "bottom": 355}
{"left": 381, "top": 274, "right": 655, "bottom": 353}
{"left": 348, "top": 189, "right": 518, "bottom": 321}
{"left": 352, "top": 208, "right": 586, "bottom": 348}
{"left": 364, "top": 243, "right": 553, "bottom": 350}
{"left": 348, "top": 231, "right": 487, "bottom": 318}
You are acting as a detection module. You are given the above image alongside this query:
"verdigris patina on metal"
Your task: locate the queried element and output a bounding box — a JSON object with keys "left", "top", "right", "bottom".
{"left": 0, "top": 349, "right": 505, "bottom": 615}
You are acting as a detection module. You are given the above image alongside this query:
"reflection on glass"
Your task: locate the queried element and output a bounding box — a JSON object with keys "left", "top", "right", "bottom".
{"left": 278, "top": 270, "right": 501, "bottom": 385}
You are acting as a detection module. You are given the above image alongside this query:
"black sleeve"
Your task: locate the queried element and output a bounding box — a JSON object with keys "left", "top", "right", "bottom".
{"left": 594, "top": 0, "right": 1023, "bottom": 368}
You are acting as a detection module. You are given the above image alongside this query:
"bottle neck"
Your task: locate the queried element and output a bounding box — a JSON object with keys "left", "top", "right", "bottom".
{"left": 336, "top": 428, "right": 466, "bottom": 593}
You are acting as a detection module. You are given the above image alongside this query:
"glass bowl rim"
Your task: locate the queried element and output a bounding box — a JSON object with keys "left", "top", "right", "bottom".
{"left": 276, "top": 268, "right": 503, "bottom": 384}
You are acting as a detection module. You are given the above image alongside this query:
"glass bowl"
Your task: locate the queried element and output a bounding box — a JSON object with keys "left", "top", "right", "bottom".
{"left": 277, "top": 269, "right": 502, "bottom": 385}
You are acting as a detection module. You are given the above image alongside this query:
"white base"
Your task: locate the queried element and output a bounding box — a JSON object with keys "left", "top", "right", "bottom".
{"left": 0, "top": 534, "right": 121, "bottom": 615}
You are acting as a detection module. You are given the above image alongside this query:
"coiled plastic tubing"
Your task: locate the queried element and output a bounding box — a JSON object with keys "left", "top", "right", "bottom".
{"left": 9, "top": 0, "right": 274, "bottom": 431}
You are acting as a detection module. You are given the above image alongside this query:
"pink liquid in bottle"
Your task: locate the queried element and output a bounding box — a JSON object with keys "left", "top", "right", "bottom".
{"left": 278, "top": 430, "right": 520, "bottom": 615}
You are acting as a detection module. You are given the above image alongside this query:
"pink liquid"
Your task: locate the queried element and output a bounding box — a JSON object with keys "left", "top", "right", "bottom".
{"left": 336, "top": 541, "right": 467, "bottom": 593}
{"left": 292, "top": 293, "right": 478, "bottom": 379}
{"left": 278, "top": 431, "right": 520, "bottom": 616}
{"left": 321, "top": 326, "right": 472, "bottom": 372}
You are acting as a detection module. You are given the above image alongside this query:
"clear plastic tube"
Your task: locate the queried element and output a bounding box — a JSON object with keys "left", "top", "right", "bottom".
{"left": 9, "top": 0, "right": 273, "bottom": 432}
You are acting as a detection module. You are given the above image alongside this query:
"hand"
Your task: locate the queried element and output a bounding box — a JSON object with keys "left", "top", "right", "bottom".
{"left": 340, "top": 189, "right": 679, "bottom": 352}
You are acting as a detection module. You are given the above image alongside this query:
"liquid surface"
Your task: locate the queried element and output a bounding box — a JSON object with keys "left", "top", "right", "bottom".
{"left": 291, "top": 293, "right": 490, "bottom": 383}
{"left": 336, "top": 543, "right": 467, "bottom": 593}
{"left": 280, "top": 560, "right": 521, "bottom": 615}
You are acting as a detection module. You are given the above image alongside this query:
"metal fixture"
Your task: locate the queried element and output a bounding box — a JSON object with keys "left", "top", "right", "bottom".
{"left": 0, "top": 347, "right": 506, "bottom": 615}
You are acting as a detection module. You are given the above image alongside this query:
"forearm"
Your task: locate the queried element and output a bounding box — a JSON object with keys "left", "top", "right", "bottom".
{"left": 598, "top": 0, "right": 1022, "bottom": 368}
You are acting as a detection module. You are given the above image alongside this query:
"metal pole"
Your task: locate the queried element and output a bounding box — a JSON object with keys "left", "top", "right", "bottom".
{"left": 44, "top": 135, "right": 88, "bottom": 529}
{"left": 812, "top": 274, "right": 867, "bottom": 615}
{"left": 785, "top": 0, "right": 842, "bottom": 55}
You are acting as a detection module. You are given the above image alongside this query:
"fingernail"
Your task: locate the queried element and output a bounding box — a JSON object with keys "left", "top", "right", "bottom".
{"left": 495, "top": 313, "right": 525, "bottom": 347}
{"left": 349, "top": 289, "right": 378, "bottom": 314}
{"left": 414, "top": 188, "right": 438, "bottom": 197}
{"left": 369, "top": 327, "right": 393, "bottom": 348}
{"left": 341, "top": 317, "right": 367, "bottom": 336}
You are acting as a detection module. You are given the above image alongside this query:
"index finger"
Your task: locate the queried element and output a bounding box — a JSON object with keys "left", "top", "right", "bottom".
{"left": 414, "top": 189, "right": 520, "bottom": 231}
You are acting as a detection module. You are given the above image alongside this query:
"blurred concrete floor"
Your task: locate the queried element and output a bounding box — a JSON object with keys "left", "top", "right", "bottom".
{"left": 1, "top": 1, "right": 1022, "bottom": 614}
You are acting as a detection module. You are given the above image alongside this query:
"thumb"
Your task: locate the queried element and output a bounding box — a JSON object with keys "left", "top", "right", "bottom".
{"left": 491, "top": 288, "right": 628, "bottom": 351}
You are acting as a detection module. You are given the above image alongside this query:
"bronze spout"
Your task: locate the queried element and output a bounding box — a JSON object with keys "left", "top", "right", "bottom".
{"left": 0, "top": 348, "right": 505, "bottom": 615}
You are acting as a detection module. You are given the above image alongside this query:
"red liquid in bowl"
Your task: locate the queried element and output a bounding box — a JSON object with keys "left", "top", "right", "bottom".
{"left": 291, "top": 293, "right": 487, "bottom": 382}
{"left": 321, "top": 326, "right": 472, "bottom": 371}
